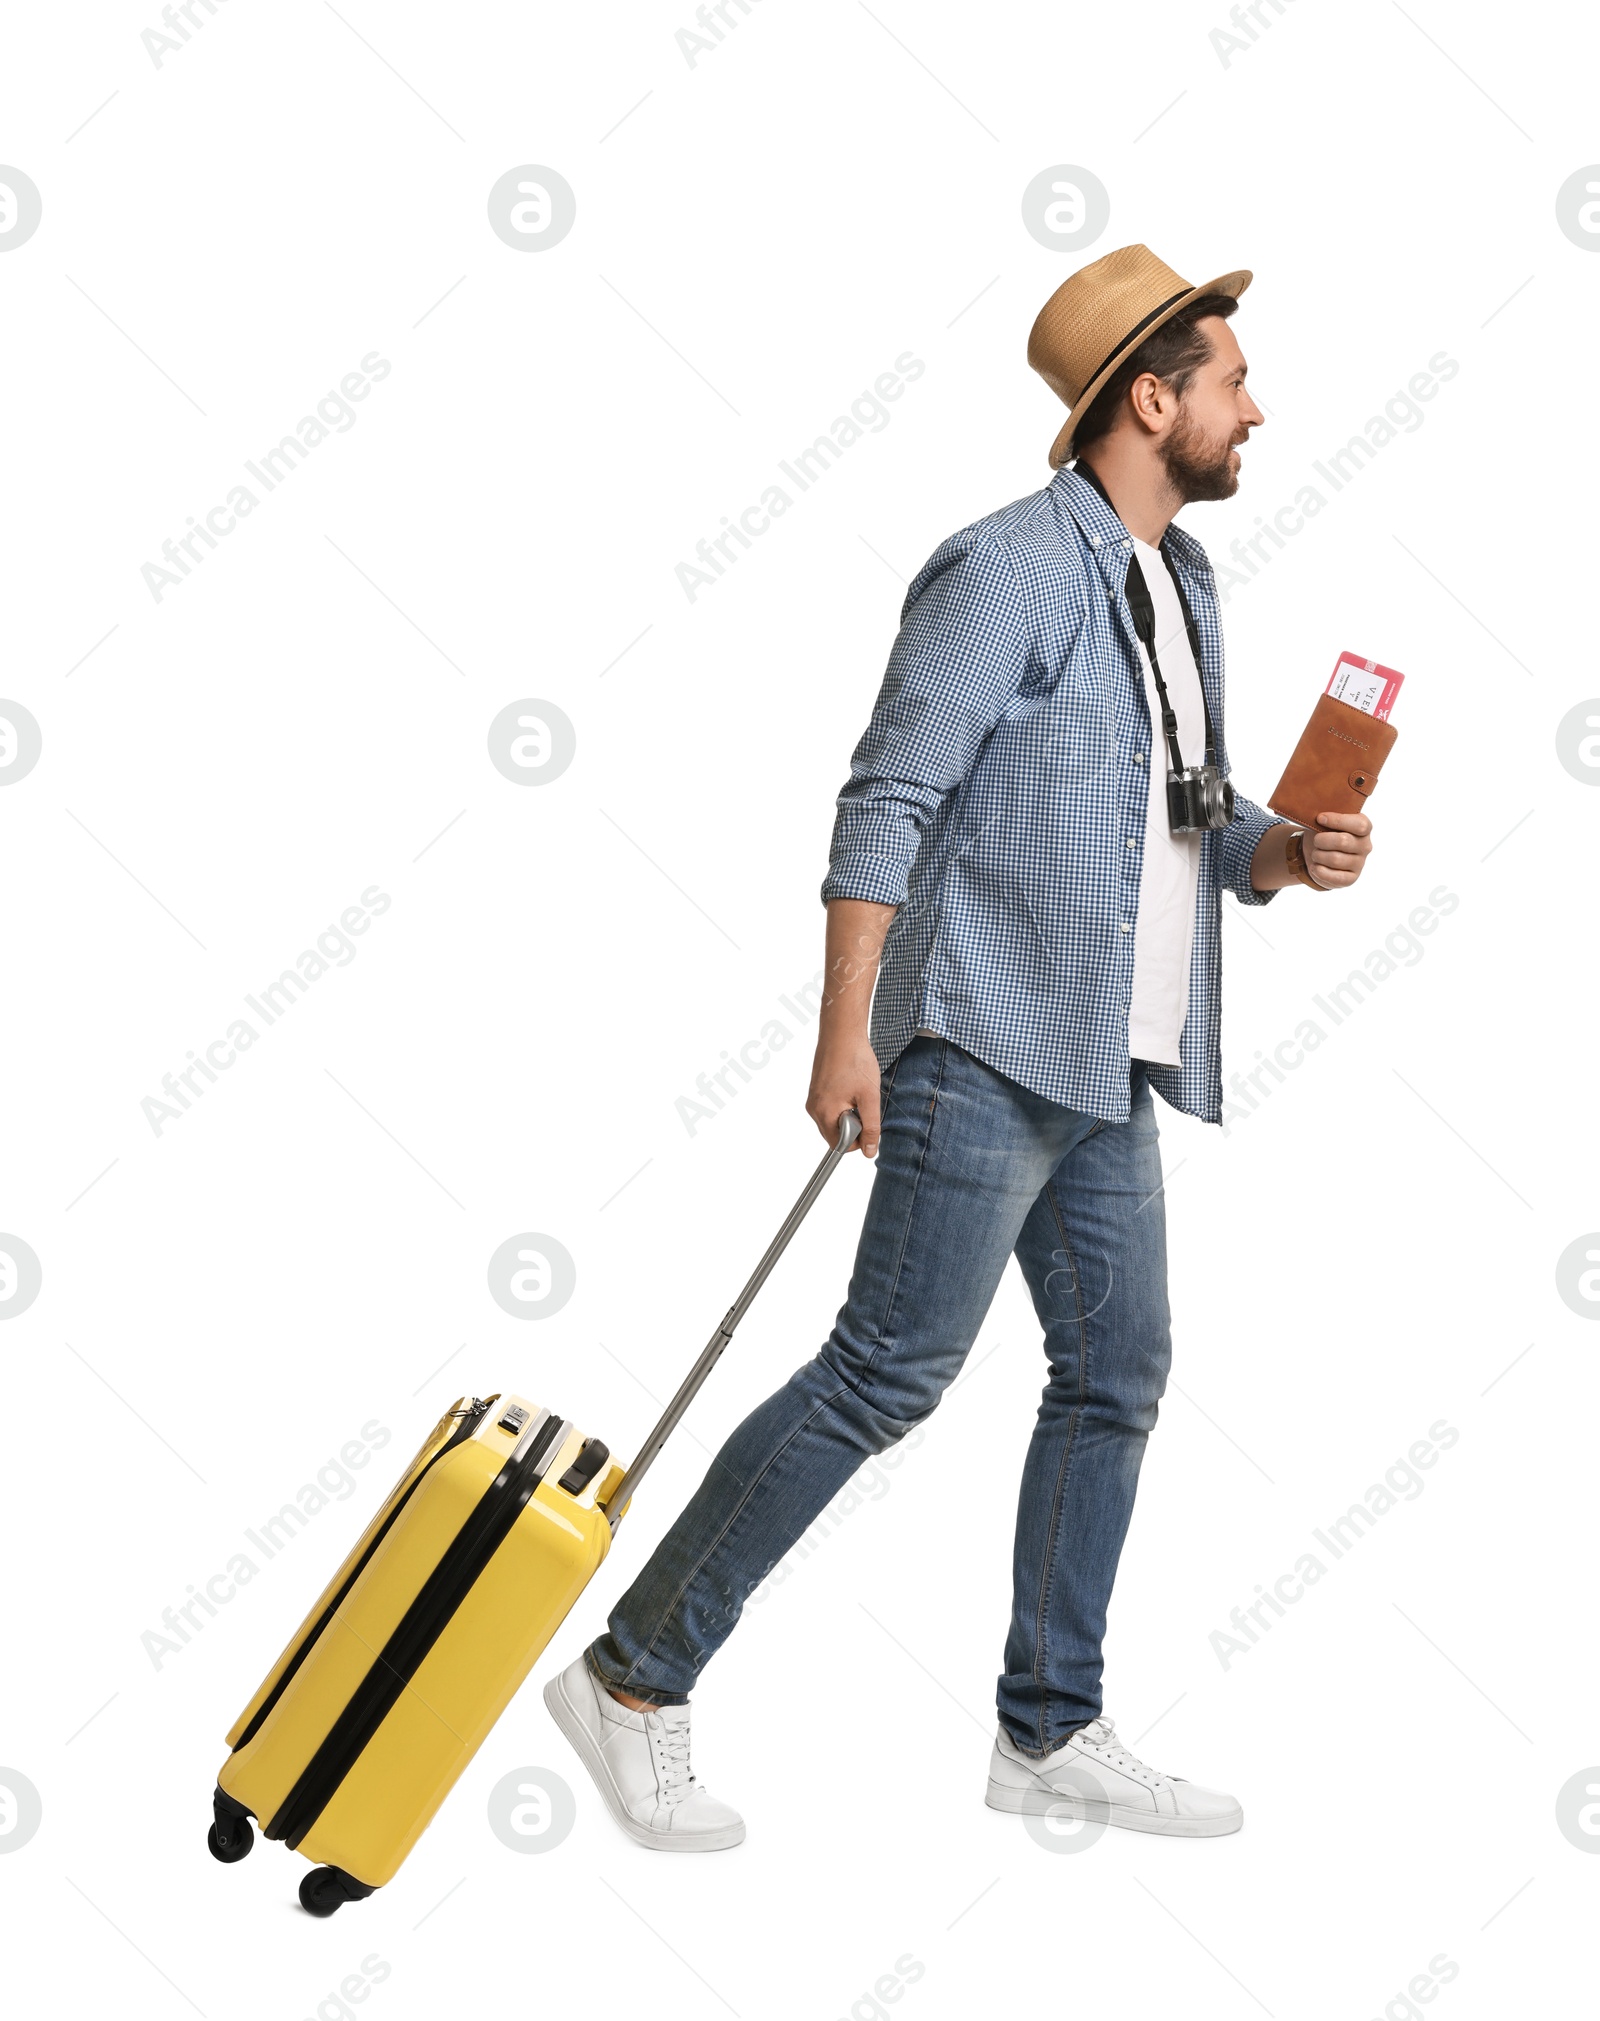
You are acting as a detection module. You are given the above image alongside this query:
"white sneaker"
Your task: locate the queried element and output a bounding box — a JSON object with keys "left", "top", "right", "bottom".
{"left": 985, "top": 1717, "right": 1243, "bottom": 1838}
{"left": 543, "top": 1655, "right": 745, "bottom": 1852}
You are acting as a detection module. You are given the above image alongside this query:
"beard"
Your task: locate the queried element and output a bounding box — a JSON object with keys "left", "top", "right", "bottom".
{"left": 1159, "top": 404, "right": 1241, "bottom": 503}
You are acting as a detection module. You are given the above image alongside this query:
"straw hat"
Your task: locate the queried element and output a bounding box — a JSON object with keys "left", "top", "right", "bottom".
{"left": 1027, "top": 244, "right": 1252, "bottom": 468}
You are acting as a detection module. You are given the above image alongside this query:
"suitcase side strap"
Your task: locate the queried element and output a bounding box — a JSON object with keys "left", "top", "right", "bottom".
{"left": 265, "top": 1411, "right": 571, "bottom": 1849}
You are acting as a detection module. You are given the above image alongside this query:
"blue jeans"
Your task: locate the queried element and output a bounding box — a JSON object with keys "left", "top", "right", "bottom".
{"left": 588, "top": 1036, "right": 1172, "bottom": 1758}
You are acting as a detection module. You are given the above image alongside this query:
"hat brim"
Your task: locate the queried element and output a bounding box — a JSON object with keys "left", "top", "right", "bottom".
{"left": 1048, "top": 267, "right": 1253, "bottom": 469}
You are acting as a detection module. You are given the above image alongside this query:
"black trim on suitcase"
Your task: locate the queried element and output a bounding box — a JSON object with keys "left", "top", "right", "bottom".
{"left": 232, "top": 1399, "right": 495, "bottom": 1754}
{"left": 267, "top": 1413, "right": 567, "bottom": 1851}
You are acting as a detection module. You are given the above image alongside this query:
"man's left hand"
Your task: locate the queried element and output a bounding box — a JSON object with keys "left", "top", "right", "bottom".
{"left": 1305, "top": 810, "right": 1373, "bottom": 888}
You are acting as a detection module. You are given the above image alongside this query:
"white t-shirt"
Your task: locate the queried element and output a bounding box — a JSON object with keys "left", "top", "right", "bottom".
{"left": 1125, "top": 538, "right": 1204, "bottom": 1068}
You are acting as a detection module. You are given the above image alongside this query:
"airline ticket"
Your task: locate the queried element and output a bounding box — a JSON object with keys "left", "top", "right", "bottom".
{"left": 1326, "top": 652, "right": 1403, "bottom": 720}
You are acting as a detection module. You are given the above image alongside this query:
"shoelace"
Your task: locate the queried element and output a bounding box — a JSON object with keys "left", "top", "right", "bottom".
{"left": 1074, "top": 1716, "right": 1170, "bottom": 1788}
{"left": 645, "top": 1712, "right": 697, "bottom": 1806}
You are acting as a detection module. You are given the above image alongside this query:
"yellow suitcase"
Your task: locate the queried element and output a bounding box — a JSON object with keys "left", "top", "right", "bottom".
{"left": 208, "top": 1113, "right": 859, "bottom": 1914}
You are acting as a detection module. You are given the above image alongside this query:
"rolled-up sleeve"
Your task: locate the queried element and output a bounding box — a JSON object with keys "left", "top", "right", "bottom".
{"left": 821, "top": 538, "right": 1031, "bottom": 907}
{"left": 1217, "top": 790, "right": 1286, "bottom": 908}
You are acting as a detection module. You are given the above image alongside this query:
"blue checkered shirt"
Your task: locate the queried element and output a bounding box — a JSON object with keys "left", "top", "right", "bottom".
{"left": 820, "top": 461, "right": 1284, "bottom": 1125}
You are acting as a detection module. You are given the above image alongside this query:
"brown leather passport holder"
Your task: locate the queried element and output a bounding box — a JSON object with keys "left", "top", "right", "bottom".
{"left": 1269, "top": 692, "right": 1399, "bottom": 827}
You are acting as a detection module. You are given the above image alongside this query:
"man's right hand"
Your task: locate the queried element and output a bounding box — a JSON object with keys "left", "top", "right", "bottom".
{"left": 807, "top": 1040, "right": 883, "bottom": 1158}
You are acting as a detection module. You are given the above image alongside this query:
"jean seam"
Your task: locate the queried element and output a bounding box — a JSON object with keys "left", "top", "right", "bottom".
{"left": 1025, "top": 1175, "right": 1091, "bottom": 1755}
{"left": 857, "top": 1037, "right": 950, "bottom": 1389}
{"left": 1044, "top": 1179, "right": 1091, "bottom": 1418}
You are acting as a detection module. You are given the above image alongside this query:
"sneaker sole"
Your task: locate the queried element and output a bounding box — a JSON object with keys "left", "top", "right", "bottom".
{"left": 543, "top": 1670, "right": 746, "bottom": 1853}
{"left": 984, "top": 1777, "right": 1243, "bottom": 1839}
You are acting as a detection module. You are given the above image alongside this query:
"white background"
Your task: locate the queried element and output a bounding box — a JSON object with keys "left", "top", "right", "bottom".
{"left": 1, "top": 1, "right": 1596, "bottom": 2016}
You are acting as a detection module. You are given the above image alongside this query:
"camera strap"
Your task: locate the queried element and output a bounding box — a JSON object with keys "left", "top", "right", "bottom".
{"left": 1124, "top": 554, "right": 1206, "bottom": 779}
{"left": 1125, "top": 555, "right": 1224, "bottom": 773}
{"left": 1072, "top": 461, "right": 1222, "bottom": 775}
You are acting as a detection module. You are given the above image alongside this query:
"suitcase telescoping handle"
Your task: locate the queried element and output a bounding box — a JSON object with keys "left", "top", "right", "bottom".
{"left": 604, "top": 1109, "right": 862, "bottom": 1530}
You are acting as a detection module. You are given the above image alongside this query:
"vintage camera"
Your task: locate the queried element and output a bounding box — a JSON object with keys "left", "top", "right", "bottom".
{"left": 1166, "top": 763, "right": 1236, "bottom": 834}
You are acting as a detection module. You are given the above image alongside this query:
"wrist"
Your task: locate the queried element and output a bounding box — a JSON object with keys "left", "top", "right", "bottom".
{"left": 1285, "top": 826, "right": 1328, "bottom": 891}
{"left": 815, "top": 1014, "right": 873, "bottom": 1053}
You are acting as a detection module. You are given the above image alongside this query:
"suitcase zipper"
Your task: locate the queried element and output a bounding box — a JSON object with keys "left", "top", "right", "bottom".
{"left": 267, "top": 1411, "right": 570, "bottom": 1851}
{"left": 231, "top": 1398, "right": 495, "bottom": 1754}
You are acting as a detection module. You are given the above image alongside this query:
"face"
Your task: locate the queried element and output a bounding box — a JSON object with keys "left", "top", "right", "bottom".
{"left": 1155, "top": 315, "right": 1264, "bottom": 503}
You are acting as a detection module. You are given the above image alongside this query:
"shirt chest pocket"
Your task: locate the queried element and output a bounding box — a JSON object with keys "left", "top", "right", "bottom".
{"left": 1002, "top": 602, "right": 1119, "bottom": 784}
{"left": 1023, "top": 676, "right": 1119, "bottom": 793}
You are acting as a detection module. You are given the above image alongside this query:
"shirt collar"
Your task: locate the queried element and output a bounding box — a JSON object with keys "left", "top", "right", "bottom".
{"left": 1052, "top": 460, "right": 1213, "bottom": 578}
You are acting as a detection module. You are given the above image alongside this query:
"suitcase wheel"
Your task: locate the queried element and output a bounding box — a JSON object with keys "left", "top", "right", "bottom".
{"left": 208, "top": 1788, "right": 255, "bottom": 1864}
{"left": 298, "top": 1865, "right": 376, "bottom": 1917}
{"left": 206, "top": 1818, "right": 254, "bottom": 1864}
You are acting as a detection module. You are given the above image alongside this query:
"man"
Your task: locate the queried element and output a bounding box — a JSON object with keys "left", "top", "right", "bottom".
{"left": 546, "top": 244, "right": 1372, "bottom": 1848}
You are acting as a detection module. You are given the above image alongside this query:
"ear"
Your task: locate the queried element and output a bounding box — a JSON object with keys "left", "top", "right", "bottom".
{"left": 1128, "top": 369, "right": 1170, "bottom": 435}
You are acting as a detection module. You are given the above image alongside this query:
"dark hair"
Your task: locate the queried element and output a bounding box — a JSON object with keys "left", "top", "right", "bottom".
{"left": 1070, "top": 291, "right": 1239, "bottom": 456}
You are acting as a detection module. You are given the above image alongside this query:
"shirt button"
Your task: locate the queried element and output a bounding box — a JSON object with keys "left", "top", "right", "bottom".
{"left": 1132, "top": 753, "right": 1145, "bottom": 766}
{"left": 1120, "top": 921, "right": 1132, "bottom": 933}
{"left": 1126, "top": 837, "right": 1137, "bottom": 848}
{"left": 1089, "top": 537, "right": 1101, "bottom": 549}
